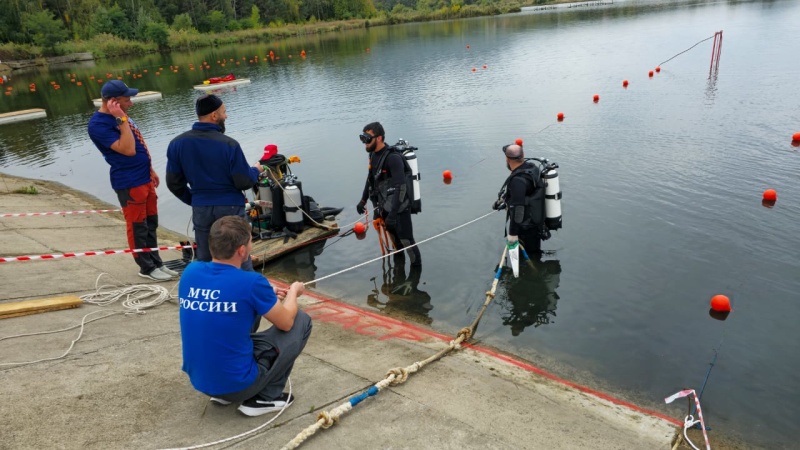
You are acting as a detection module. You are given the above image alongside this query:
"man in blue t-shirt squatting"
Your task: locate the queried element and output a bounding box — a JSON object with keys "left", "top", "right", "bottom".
{"left": 179, "top": 215, "right": 312, "bottom": 416}
{"left": 87, "top": 80, "right": 178, "bottom": 282}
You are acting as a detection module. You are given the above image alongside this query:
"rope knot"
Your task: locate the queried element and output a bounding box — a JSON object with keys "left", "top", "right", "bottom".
{"left": 387, "top": 367, "right": 409, "bottom": 385}
{"left": 457, "top": 327, "right": 472, "bottom": 341}
{"left": 317, "top": 410, "right": 337, "bottom": 429}
{"left": 485, "top": 291, "right": 495, "bottom": 299}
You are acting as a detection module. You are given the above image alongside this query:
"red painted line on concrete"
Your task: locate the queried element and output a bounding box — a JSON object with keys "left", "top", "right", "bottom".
{"left": 271, "top": 279, "right": 682, "bottom": 427}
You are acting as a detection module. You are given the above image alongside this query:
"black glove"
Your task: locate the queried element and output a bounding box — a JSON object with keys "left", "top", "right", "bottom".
{"left": 356, "top": 201, "right": 366, "bottom": 215}
{"left": 492, "top": 199, "right": 507, "bottom": 211}
{"left": 385, "top": 214, "right": 397, "bottom": 230}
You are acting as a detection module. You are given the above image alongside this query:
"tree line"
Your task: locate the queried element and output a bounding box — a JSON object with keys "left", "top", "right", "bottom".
{"left": 0, "top": 0, "right": 539, "bottom": 56}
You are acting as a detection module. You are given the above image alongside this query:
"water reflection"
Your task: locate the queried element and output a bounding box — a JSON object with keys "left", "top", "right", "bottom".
{"left": 367, "top": 262, "right": 432, "bottom": 325}
{"left": 263, "top": 240, "right": 327, "bottom": 285}
{"left": 498, "top": 257, "right": 562, "bottom": 337}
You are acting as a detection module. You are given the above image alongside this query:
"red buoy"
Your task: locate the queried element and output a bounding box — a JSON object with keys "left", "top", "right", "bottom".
{"left": 593, "top": 94, "right": 599, "bottom": 103}
{"left": 472, "top": 68, "right": 476, "bottom": 72}
{"left": 655, "top": 66, "right": 661, "bottom": 73}
{"left": 649, "top": 70, "right": 654, "bottom": 77}
{"left": 515, "top": 138, "right": 523, "bottom": 146}
{"left": 557, "top": 112, "right": 564, "bottom": 121}
{"left": 763, "top": 189, "right": 777, "bottom": 201}
{"left": 466, "top": 45, "right": 470, "bottom": 49}
{"left": 443, "top": 170, "right": 453, "bottom": 180}
{"left": 354, "top": 222, "right": 366, "bottom": 233}
{"left": 792, "top": 132, "right": 800, "bottom": 142}
{"left": 622, "top": 79, "right": 629, "bottom": 87}
{"left": 483, "top": 64, "right": 487, "bottom": 69}
{"left": 710, "top": 295, "right": 732, "bottom": 312}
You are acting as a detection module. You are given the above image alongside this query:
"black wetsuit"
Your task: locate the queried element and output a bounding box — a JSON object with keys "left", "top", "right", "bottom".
{"left": 506, "top": 164, "right": 542, "bottom": 255}
{"left": 361, "top": 147, "right": 421, "bottom": 266}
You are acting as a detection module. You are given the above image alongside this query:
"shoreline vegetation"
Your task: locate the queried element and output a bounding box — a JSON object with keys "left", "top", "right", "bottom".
{"left": 0, "top": 0, "right": 607, "bottom": 68}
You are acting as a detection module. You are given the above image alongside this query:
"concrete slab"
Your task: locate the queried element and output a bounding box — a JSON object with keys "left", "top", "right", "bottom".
{"left": 0, "top": 172, "right": 690, "bottom": 450}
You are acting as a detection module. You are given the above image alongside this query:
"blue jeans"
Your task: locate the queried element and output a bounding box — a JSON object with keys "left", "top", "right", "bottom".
{"left": 192, "top": 205, "right": 254, "bottom": 272}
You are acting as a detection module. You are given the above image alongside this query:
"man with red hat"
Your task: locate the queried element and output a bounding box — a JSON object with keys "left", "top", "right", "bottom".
{"left": 166, "top": 94, "right": 263, "bottom": 271}
{"left": 88, "top": 80, "right": 177, "bottom": 281}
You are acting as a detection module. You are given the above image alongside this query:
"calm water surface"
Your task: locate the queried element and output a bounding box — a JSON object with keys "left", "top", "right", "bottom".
{"left": 2, "top": 0, "right": 799, "bottom": 447}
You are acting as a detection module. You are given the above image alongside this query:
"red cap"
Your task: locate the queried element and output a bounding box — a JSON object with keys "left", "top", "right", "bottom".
{"left": 263, "top": 144, "right": 278, "bottom": 160}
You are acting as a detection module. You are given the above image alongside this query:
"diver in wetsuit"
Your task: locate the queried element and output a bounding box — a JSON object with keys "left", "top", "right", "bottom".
{"left": 493, "top": 144, "right": 546, "bottom": 256}
{"left": 356, "top": 122, "right": 421, "bottom": 267}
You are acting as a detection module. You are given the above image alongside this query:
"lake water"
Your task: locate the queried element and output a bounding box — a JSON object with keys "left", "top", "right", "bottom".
{"left": 2, "top": 0, "right": 799, "bottom": 447}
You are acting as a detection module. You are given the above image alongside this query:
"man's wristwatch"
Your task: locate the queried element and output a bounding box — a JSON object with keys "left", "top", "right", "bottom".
{"left": 115, "top": 116, "right": 128, "bottom": 126}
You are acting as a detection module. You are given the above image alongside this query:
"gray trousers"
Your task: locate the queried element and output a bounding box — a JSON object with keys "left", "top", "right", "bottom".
{"left": 213, "top": 310, "right": 312, "bottom": 403}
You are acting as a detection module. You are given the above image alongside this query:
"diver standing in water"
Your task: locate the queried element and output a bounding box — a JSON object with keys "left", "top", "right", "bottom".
{"left": 493, "top": 143, "right": 547, "bottom": 257}
{"left": 356, "top": 122, "right": 422, "bottom": 267}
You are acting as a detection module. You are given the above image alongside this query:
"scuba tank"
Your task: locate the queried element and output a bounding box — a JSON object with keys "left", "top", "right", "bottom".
{"left": 256, "top": 179, "right": 273, "bottom": 216}
{"left": 283, "top": 176, "right": 305, "bottom": 233}
{"left": 542, "top": 164, "right": 562, "bottom": 230}
{"left": 394, "top": 139, "right": 422, "bottom": 213}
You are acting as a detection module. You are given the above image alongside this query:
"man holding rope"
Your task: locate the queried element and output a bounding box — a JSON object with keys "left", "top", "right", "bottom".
{"left": 179, "top": 215, "right": 312, "bottom": 416}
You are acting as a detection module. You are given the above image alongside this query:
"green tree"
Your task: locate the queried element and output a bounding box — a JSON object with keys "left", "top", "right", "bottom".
{"left": 171, "top": 13, "right": 195, "bottom": 30}
{"left": 248, "top": 5, "right": 261, "bottom": 28}
{"left": 91, "top": 5, "right": 134, "bottom": 40}
{"left": 143, "top": 21, "right": 170, "bottom": 49}
{"left": 207, "top": 10, "right": 228, "bottom": 32}
{"left": 22, "top": 10, "right": 69, "bottom": 53}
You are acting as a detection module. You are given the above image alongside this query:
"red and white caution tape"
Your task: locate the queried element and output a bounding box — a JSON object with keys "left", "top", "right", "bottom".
{"left": 1, "top": 209, "right": 121, "bottom": 218}
{"left": 665, "top": 389, "right": 711, "bottom": 450}
{"left": 0, "top": 244, "right": 194, "bottom": 263}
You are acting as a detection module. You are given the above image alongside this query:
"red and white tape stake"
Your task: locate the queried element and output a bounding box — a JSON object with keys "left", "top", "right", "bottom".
{"left": 1, "top": 209, "right": 121, "bottom": 218}
{"left": 0, "top": 244, "right": 194, "bottom": 263}
{"left": 665, "top": 389, "right": 711, "bottom": 450}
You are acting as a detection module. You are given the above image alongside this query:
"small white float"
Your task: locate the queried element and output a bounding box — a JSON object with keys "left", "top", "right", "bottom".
{"left": 193, "top": 78, "right": 251, "bottom": 91}
{"left": 92, "top": 91, "right": 163, "bottom": 107}
{"left": 0, "top": 108, "right": 47, "bottom": 125}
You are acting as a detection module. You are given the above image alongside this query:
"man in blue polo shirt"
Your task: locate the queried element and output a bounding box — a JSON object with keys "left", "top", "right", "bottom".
{"left": 87, "top": 80, "right": 177, "bottom": 281}
{"left": 179, "top": 215, "right": 312, "bottom": 416}
{"left": 166, "top": 94, "right": 262, "bottom": 271}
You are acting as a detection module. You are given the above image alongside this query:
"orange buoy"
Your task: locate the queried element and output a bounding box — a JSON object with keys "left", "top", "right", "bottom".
{"left": 483, "top": 64, "right": 487, "bottom": 69}
{"left": 763, "top": 189, "right": 777, "bottom": 201}
{"left": 710, "top": 295, "right": 731, "bottom": 312}
{"left": 472, "top": 68, "right": 476, "bottom": 72}
{"left": 354, "top": 222, "right": 367, "bottom": 233}
{"left": 649, "top": 70, "right": 654, "bottom": 77}
{"left": 443, "top": 170, "right": 453, "bottom": 180}
{"left": 593, "top": 94, "right": 599, "bottom": 102}
{"left": 622, "top": 79, "right": 629, "bottom": 87}
{"left": 515, "top": 138, "right": 523, "bottom": 146}
{"left": 792, "top": 132, "right": 800, "bottom": 142}
{"left": 655, "top": 66, "right": 661, "bottom": 73}
{"left": 557, "top": 112, "right": 565, "bottom": 121}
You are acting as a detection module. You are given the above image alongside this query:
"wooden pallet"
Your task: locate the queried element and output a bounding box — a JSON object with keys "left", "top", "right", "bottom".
{"left": 250, "top": 220, "right": 339, "bottom": 267}
{"left": 0, "top": 296, "right": 82, "bottom": 320}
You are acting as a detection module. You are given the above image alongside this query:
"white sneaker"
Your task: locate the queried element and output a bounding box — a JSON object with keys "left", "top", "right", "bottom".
{"left": 138, "top": 268, "right": 173, "bottom": 282}
{"left": 158, "top": 266, "right": 179, "bottom": 277}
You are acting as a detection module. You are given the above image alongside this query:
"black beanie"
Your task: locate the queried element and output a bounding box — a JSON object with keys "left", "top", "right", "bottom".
{"left": 196, "top": 94, "right": 224, "bottom": 117}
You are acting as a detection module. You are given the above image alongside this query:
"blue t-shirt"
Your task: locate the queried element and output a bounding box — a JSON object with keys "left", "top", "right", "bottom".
{"left": 179, "top": 261, "right": 278, "bottom": 395}
{"left": 87, "top": 112, "right": 152, "bottom": 190}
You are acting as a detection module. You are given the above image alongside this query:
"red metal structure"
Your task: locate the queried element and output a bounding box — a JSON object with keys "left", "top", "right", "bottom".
{"left": 710, "top": 30, "right": 723, "bottom": 74}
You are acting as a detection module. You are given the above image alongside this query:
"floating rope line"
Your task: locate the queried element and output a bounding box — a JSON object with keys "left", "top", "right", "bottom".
{"left": 657, "top": 35, "right": 716, "bottom": 67}
{"left": 281, "top": 245, "right": 509, "bottom": 450}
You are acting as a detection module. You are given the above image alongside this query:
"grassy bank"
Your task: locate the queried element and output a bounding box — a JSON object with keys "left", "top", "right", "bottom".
{"left": 0, "top": 2, "right": 530, "bottom": 61}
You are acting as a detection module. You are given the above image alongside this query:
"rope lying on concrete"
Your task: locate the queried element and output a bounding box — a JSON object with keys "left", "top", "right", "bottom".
{"left": 281, "top": 245, "right": 509, "bottom": 450}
